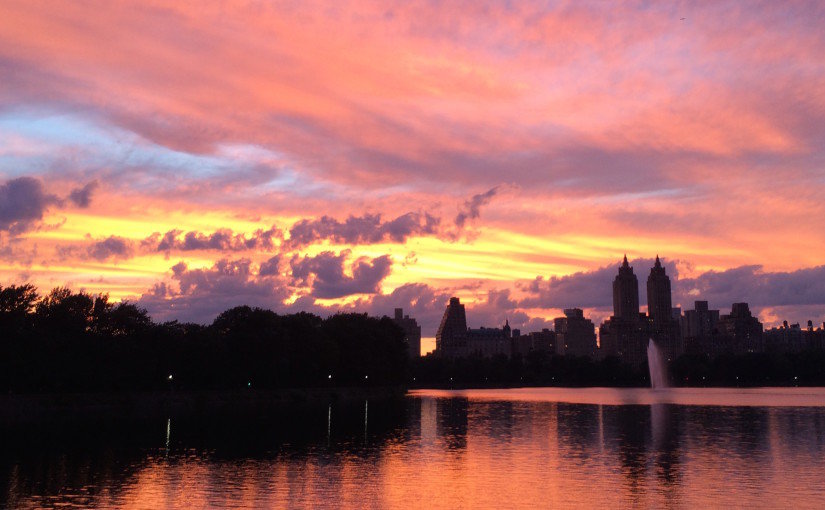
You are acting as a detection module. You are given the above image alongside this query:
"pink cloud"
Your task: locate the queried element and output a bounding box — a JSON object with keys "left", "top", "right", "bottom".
{"left": 2, "top": 0, "right": 825, "bottom": 319}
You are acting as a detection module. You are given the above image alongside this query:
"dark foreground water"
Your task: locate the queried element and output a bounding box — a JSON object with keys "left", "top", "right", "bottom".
{"left": 3, "top": 387, "right": 825, "bottom": 509}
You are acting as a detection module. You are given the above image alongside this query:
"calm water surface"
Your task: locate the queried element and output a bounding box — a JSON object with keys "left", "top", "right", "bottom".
{"left": 3, "top": 387, "right": 825, "bottom": 509}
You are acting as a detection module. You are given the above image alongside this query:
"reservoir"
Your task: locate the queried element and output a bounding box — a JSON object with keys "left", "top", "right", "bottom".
{"left": 3, "top": 387, "right": 825, "bottom": 508}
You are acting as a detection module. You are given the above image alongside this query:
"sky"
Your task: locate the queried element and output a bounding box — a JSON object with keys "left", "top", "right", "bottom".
{"left": 1, "top": 1, "right": 824, "bottom": 352}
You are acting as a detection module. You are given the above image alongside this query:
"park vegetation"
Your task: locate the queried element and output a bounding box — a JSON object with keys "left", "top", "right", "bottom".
{"left": 0, "top": 284, "right": 409, "bottom": 393}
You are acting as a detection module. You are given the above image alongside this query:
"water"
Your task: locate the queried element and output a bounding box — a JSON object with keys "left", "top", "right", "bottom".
{"left": 3, "top": 388, "right": 825, "bottom": 509}
{"left": 647, "top": 338, "right": 668, "bottom": 389}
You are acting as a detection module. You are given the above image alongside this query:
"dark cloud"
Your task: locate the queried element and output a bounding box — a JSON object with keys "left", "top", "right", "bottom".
{"left": 258, "top": 254, "right": 282, "bottom": 276}
{"left": 68, "top": 181, "right": 99, "bottom": 208}
{"left": 0, "top": 177, "right": 60, "bottom": 234}
{"left": 145, "top": 226, "right": 281, "bottom": 252}
{"left": 674, "top": 265, "right": 825, "bottom": 310}
{"left": 290, "top": 251, "right": 393, "bottom": 299}
{"left": 55, "top": 236, "right": 135, "bottom": 262}
{"left": 285, "top": 212, "right": 440, "bottom": 249}
{"left": 136, "top": 253, "right": 394, "bottom": 324}
{"left": 454, "top": 186, "right": 498, "bottom": 228}
{"left": 87, "top": 235, "right": 134, "bottom": 261}
{"left": 137, "top": 258, "right": 292, "bottom": 324}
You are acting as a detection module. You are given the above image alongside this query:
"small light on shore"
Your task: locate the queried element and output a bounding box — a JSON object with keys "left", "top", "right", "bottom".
{"left": 328, "top": 374, "right": 332, "bottom": 379}
{"left": 168, "top": 374, "right": 173, "bottom": 381}
{"left": 365, "top": 375, "right": 369, "bottom": 380}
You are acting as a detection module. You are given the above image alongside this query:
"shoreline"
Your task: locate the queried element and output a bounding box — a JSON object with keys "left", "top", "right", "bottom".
{"left": 4, "top": 384, "right": 825, "bottom": 423}
{"left": 0, "top": 386, "right": 406, "bottom": 423}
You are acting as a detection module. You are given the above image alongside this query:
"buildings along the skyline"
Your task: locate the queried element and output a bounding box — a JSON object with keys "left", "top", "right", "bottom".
{"left": 393, "top": 308, "right": 422, "bottom": 359}
{"left": 417, "top": 255, "right": 824, "bottom": 365}
{"left": 554, "top": 308, "right": 597, "bottom": 358}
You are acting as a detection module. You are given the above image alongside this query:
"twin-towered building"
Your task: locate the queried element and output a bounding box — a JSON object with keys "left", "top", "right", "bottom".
{"left": 599, "top": 255, "right": 683, "bottom": 365}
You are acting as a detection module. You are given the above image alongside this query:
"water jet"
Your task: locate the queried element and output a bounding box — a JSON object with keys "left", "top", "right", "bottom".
{"left": 647, "top": 338, "right": 668, "bottom": 389}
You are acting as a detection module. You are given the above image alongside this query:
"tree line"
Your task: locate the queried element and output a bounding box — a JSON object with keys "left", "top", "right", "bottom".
{"left": 0, "top": 284, "right": 409, "bottom": 393}
{"left": 410, "top": 349, "right": 825, "bottom": 388}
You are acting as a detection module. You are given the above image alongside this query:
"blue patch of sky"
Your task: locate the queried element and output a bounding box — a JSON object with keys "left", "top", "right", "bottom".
{"left": 0, "top": 112, "right": 313, "bottom": 195}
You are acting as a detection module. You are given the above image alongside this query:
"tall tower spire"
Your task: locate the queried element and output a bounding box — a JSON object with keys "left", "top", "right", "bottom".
{"left": 613, "top": 256, "right": 639, "bottom": 322}
{"left": 647, "top": 256, "right": 672, "bottom": 326}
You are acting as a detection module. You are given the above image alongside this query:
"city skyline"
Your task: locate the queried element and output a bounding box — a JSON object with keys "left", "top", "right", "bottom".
{"left": 2, "top": 2, "right": 825, "bottom": 352}
{"left": 433, "top": 256, "right": 824, "bottom": 362}
{"left": 5, "top": 254, "right": 824, "bottom": 357}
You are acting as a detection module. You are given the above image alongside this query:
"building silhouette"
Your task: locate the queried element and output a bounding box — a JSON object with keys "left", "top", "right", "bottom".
{"left": 764, "top": 320, "right": 825, "bottom": 353}
{"left": 555, "top": 308, "right": 597, "bottom": 358}
{"left": 436, "top": 297, "right": 468, "bottom": 358}
{"left": 600, "top": 257, "right": 649, "bottom": 366}
{"left": 646, "top": 256, "right": 682, "bottom": 361}
{"left": 613, "top": 255, "right": 640, "bottom": 323}
{"left": 467, "top": 320, "right": 512, "bottom": 357}
{"left": 435, "top": 297, "right": 564, "bottom": 359}
{"left": 512, "top": 328, "right": 556, "bottom": 356}
{"left": 717, "top": 303, "right": 763, "bottom": 354}
{"left": 393, "top": 308, "right": 421, "bottom": 358}
{"left": 681, "top": 300, "right": 720, "bottom": 354}
{"left": 647, "top": 256, "right": 671, "bottom": 326}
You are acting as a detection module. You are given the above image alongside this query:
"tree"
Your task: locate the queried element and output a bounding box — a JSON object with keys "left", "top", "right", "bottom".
{"left": 0, "top": 283, "right": 39, "bottom": 333}
{"left": 35, "top": 287, "right": 95, "bottom": 338}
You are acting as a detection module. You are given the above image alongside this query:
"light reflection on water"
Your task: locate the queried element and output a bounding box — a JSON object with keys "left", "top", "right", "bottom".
{"left": 2, "top": 388, "right": 825, "bottom": 509}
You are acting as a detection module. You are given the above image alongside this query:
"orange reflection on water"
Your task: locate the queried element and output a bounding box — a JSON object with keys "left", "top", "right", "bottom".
{"left": 4, "top": 388, "right": 825, "bottom": 509}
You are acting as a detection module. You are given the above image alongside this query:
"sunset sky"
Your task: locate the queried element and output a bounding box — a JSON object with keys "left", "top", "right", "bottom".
{"left": 2, "top": 1, "right": 824, "bottom": 352}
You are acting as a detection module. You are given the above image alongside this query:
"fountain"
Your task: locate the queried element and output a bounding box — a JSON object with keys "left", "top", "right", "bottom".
{"left": 647, "top": 338, "right": 668, "bottom": 389}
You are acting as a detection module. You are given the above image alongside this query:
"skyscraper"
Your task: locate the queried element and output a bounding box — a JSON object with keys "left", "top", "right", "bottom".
{"left": 646, "top": 255, "right": 672, "bottom": 326}
{"left": 436, "top": 297, "right": 468, "bottom": 358}
{"left": 601, "top": 256, "right": 647, "bottom": 366}
{"left": 646, "top": 256, "right": 682, "bottom": 361}
{"left": 393, "top": 308, "right": 422, "bottom": 359}
{"left": 613, "top": 255, "right": 640, "bottom": 322}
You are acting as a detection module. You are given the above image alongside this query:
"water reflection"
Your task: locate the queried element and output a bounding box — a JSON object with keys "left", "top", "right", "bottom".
{"left": 165, "top": 418, "right": 171, "bottom": 455}
{"left": 3, "top": 389, "right": 825, "bottom": 508}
